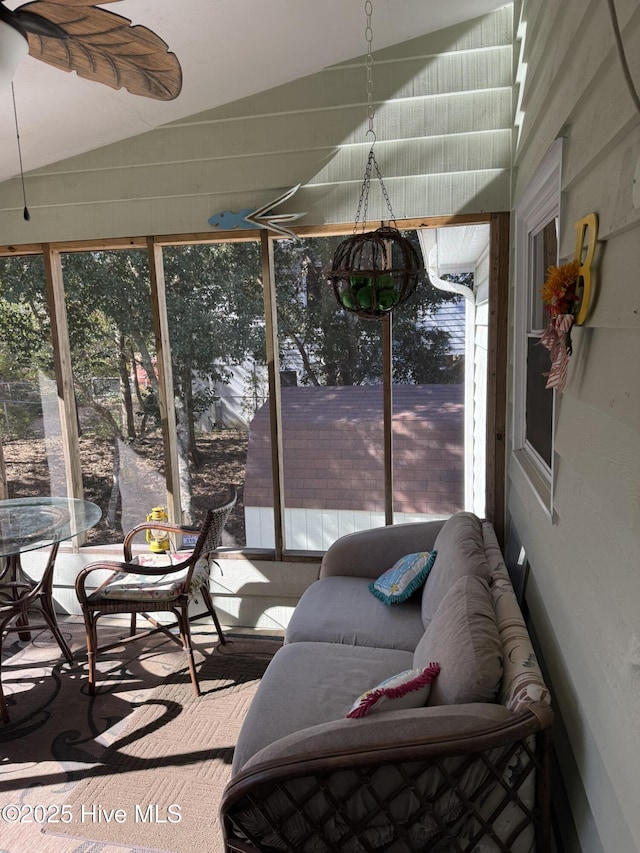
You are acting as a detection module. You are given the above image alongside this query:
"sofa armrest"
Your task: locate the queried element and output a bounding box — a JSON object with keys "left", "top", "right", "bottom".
{"left": 222, "top": 702, "right": 553, "bottom": 853}
{"left": 233, "top": 702, "right": 549, "bottom": 775}
{"left": 320, "top": 519, "right": 446, "bottom": 579}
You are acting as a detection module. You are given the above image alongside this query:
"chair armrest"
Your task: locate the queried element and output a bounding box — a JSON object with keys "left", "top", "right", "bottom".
{"left": 75, "top": 557, "right": 193, "bottom": 599}
{"left": 123, "top": 521, "right": 195, "bottom": 560}
{"left": 320, "top": 519, "right": 446, "bottom": 579}
{"left": 75, "top": 560, "right": 132, "bottom": 603}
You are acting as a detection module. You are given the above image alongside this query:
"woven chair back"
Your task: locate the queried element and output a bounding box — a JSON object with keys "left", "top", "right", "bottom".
{"left": 193, "top": 486, "right": 237, "bottom": 560}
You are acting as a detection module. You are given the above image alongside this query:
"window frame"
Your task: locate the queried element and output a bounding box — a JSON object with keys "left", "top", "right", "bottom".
{"left": 512, "top": 139, "right": 562, "bottom": 515}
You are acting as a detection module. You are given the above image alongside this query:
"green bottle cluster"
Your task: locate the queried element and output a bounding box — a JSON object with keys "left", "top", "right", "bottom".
{"left": 341, "top": 273, "right": 400, "bottom": 313}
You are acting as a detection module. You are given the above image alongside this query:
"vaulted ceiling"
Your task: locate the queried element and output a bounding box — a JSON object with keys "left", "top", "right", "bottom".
{"left": 0, "top": 0, "right": 507, "bottom": 184}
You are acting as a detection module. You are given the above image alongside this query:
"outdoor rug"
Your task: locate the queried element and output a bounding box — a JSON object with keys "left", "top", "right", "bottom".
{"left": 0, "top": 619, "right": 282, "bottom": 853}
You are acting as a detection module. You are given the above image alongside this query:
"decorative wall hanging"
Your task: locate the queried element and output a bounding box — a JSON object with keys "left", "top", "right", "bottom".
{"left": 326, "top": 0, "right": 423, "bottom": 320}
{"left": 540, "top": 212, "right": 598, "bottom": 392}
{"left": 207, "top": 184, "right": 306, "bottom": 238}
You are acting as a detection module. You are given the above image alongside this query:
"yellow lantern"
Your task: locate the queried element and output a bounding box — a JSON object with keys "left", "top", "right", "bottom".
{"left": 145, "top": 506, "right": 171, "bottom": 552}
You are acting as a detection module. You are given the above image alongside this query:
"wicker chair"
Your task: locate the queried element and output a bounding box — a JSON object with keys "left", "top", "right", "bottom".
{"left": 75, "top": 487, "right": 236, "bottom": 697}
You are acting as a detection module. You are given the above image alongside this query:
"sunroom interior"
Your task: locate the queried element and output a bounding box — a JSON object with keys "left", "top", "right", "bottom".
{"left": 2, "top": 0, "right": 640, "bottom": 850}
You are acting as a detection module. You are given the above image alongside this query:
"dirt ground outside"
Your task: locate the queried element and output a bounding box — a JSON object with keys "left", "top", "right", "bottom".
{"left": 2, "top": 429, "right": 249, "bottom": 546}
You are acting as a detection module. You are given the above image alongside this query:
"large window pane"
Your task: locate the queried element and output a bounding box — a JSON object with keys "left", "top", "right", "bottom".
{"left": 273, "top": 236, "right": 385, "bottom": 550}
{"left": 162, "top": 241, "right": 265, "bottom": 547}
{"left": 61, "top": 249, "right": 161, "bottom": 543}
{"left": 392, "top": 231, "right": 466, "bottom": 521}
{"left": 0, "top": 255, "right": 66, "bottom": 502}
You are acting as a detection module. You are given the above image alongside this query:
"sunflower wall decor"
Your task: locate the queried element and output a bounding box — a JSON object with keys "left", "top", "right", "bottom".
{"left": 540, "top": 213, "right": 598, "bottom": 392}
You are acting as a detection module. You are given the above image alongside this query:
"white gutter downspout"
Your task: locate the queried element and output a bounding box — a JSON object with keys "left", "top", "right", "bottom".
{"left": 417, "top": 230, "right": 475, "bottom": 514}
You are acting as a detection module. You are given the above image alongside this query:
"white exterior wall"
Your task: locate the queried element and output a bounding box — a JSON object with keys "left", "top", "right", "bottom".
{"left": 469, "top": 245, "right": 490, "bottom": 517}
{"left": 509, "top": 1, "right": 640, "bottom": 850}
{"left": 245, "top": 506, "right": 447, "bottom": 551}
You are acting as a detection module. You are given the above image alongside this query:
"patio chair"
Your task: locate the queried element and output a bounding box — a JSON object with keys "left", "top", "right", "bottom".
{"left": 75, "top": 486, "right": 237, "bottom": 697}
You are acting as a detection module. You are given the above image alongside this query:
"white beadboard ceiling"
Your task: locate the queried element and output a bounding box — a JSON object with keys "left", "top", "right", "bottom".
{"left": 0, "top": 0, "right": 508, "bottom": 185}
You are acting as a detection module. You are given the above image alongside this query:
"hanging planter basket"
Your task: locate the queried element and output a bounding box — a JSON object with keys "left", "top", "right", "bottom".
{"left": 327, "top": 225, "right": 423, "bottom": 320}
{"left": 326, "top": 3, "right": 424, "bottom": 320}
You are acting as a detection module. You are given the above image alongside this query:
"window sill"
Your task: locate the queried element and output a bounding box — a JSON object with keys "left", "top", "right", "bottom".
{"left": 512, "top": 448, "right": 553, "bottom": 519}
{"left": 55, "top": 541, "right": 323, "bottom": 563}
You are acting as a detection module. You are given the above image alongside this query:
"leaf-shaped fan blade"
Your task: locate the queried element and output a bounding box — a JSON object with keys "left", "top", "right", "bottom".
{"left": 17, "top": 1, "right": 182, "bottom": 101}
{"left": 36, "top": 1, "right": 124, "bottom": 5}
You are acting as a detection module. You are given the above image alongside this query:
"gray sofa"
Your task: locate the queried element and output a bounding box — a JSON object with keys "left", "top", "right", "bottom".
{"left": 220, "top": 512, "right": 553, "bottom": 852}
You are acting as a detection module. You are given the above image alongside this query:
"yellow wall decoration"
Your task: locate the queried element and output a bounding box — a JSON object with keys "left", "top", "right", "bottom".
{"left": 573, "top": 213, "right": 598, "bottom": 326}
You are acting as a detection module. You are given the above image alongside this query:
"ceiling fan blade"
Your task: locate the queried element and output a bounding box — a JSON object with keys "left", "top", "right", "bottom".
{"left": 37, "top": 1, "right": 124, "bottom": 4}
{"left": 17, "top": 1, "right": 182, "bottom": 101}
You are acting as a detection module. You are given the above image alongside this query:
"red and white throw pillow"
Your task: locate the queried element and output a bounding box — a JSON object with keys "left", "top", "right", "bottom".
{"left": 346, "top": 663, "right": 440, "bottom": 719}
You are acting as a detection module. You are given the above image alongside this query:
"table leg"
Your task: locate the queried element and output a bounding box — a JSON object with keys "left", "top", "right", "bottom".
{"left": 0, "top": 545, "right": 72, "bottom": 659}
{"left": 37, "top": 542, "right": 73, "bottom": 662}
{"left": 0, "top": 554, "right": 33, "bottom": 641}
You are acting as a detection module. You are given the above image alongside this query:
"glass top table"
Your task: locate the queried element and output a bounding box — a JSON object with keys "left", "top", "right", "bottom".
{"left": 0, "top": 497, "right": 102, "bottom": 557}
{"left": 0, "top": 498, "right": 102, "bottom": 696}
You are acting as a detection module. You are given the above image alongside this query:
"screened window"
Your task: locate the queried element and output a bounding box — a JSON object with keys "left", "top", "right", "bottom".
{"left": 513, "top": 139, "right": 562, "bottom": 510}
{"left": 0, "top": 216, "right": 496, "bottom": 555}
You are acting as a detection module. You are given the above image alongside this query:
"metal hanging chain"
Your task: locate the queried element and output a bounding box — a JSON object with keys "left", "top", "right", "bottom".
{"left": 353, "top": 0, "right": 396, "bottom": 233}
{"left": 365, "top": 0, "right": 375, "bottom": 137}
{"left": 353, "top": 146, "right": 396, "bottom": 233}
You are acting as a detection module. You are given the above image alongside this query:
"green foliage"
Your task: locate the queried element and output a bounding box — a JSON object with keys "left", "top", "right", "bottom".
{"left": 241, "top": 362, "right": 268, "bottom": 421}
{"left": 62, "top": 250, "right": 152, "bottom": 387}
{"left": 0, "top": 256, "right": 52, "bottom": 380}
{"left": 162, "top": 242, "right": 264, "bottom": 383}
{"left": 274, "top": 233, "right": 465, "bottom": 387}
{"left": 0, "top": 233, "right": 466, "bottom": 454}
{"left": 0, "top": 403, "right": 37, "bottom": 440}
{"left": 138, "top": 388, "right": 161, "bottom": 432}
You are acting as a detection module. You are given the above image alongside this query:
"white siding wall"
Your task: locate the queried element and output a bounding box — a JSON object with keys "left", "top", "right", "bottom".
{"left": 509, "top": 1, "right": 640, "bottom": 850}
{"left": 0, "top": 7, "right": 513, "bottom": 244}
{"left": 471, "top": 245, "right": 490, "bottom": 516}
{"left": 245, "top": 506, "right": 448, "bottom": 551}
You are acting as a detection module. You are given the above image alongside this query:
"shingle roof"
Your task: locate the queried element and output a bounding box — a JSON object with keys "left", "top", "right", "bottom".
{"left": 245, "top": 384, "right": 464, "bottom": 516}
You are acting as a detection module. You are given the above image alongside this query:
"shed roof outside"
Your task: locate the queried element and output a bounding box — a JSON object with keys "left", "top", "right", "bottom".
{"left": 245, "top": 384, "right": 464, "bottom": 516}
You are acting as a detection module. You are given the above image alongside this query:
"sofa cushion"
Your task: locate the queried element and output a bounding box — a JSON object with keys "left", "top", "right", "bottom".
{"left": 368, "top": 550, "right": 437, "bottom": 605}
{"left": 284, "top": 576, "right": 425, "bottom": 651}
{"left": 414, "top": 574, "right": 503, "bottom": 706}
{"left": 346, "top": 663, "right": 440, "bottom": 718}
{"left": 232, "top": 641, "right": 414, "bottom": 773}
{"left": 320, "top": 520, "right": 444, "bottom": 580}
{"left": 421, "top": 512, "right": 492, "bottom": 628}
